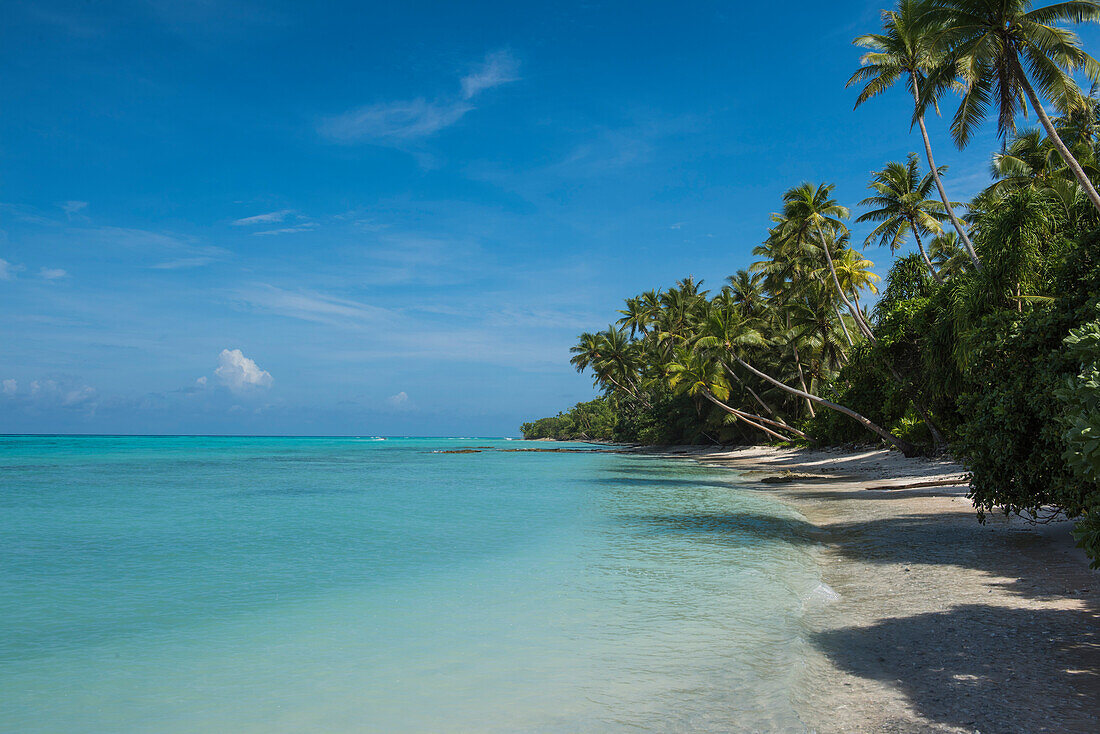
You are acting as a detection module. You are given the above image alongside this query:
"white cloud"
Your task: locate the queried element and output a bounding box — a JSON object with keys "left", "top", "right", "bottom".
{"left": 195, "top": 376, "right": 207, "bottom": 387}
{"left": 2, "top": 379, "right": 16, "bottom": 395}
{"left": 319, "top": 98, "right": 473, "bottom": 143}
{"left": 319, "top": 50, "right": 518, "bottom": 145}
{"left": 251, "top": 223, "right": 318, "bottom": 236}
{"left": 39, "top": 268, "right": 68, "bottom": 280}
{"left": 214, "top": 349, "right": 273, "bottom": 392}
{"left": 19, "top": 378, "right": 98, "bottom": 411}
{"left": 0, "top": 258, "right": 22, "bottom": 280}
{"left": 461, "top": 50, "right": 520, "bottom": 99}
{"left": 388, "top": 391, "right": 409, "bottom": 406}
{"left": 232, "top": 210, "right": 294, "bottom": 226}
{"left": 61, "top": 200, "right": 88, "bottom": 217}
{"left": 235, "top": 284, "right": 395, "bottom": 327}
{"left": 151, "top": 257, "right": 216, "bottom": 270}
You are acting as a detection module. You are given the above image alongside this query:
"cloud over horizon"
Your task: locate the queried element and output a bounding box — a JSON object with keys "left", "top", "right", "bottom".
{"left": 214, "top": 349, "right": 273, "bottom": 392}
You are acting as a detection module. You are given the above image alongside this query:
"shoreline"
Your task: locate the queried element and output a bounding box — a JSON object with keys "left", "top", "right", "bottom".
{"left": 659, "top": 445, "right": 1099, "bottom": 733}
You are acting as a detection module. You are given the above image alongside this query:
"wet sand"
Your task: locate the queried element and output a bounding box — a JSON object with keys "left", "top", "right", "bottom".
{"left": 655, "top": 445, "right": 1100, "bottom": 733}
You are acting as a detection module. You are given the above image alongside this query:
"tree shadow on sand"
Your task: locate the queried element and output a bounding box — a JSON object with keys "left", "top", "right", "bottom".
{"left": 813, "top": 604, "right": 1100, "bottom": 733}
{"left": 629, "top": 508, "right": 1100, "bottom": 731}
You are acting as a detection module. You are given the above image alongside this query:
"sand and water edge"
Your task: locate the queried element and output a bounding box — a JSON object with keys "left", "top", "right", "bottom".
{"left": 641, "top": 444, "right": 1100, "bottom": 733}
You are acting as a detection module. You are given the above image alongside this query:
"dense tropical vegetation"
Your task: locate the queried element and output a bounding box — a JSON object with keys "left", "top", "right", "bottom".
{"left": 521, "top": 0, "right": 1100, "bottom": 563}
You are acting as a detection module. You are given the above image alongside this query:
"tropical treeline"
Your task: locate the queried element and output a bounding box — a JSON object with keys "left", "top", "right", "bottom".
{"left": 521, "top": 0, "right": 1100, "bottom": 563}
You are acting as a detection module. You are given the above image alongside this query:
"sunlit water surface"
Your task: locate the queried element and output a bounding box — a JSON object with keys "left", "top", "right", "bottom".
{"left": 0, "top": 436, "right": 824, "bottom": 732}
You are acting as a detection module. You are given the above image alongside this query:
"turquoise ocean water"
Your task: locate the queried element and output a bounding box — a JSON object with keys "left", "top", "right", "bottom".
{"left": 0, "top": 436, "right": 825, "bottom": 732}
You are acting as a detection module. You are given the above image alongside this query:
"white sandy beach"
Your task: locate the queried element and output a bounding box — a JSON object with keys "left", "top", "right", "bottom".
{"left": 646, "top": 445, "right": 1100, "bottom": 733}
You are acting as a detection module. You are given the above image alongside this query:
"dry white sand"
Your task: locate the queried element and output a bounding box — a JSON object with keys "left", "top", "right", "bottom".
{"left": 649, "top": 445, "right": 1100, "bottom": 733}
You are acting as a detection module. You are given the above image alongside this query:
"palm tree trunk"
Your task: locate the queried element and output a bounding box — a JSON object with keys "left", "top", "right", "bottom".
{"left": 834, "top": 303, "right": 855, "bottom": 346}
{"left": 700, "top": 390, "right": 809, "bottom": 442}
{"left": 851, "top": 292, "right": 873, "bottom": 331}
{"left": 1015, "top": 65, "right": 1100, "bottom": 214}
{"left": 732, "top": 354, "right": 920, "bottom": 457}
{"left": 911, "top": 227, "right": 943, "bottom": 284}
{"left": 815, "top": 221, "right": 876, "bottom": 342}
{"left": 879, "top": 358, "right": 948, "bottom": 453}
{"left": 723, "top": 364, "right": 781, "bottom": 419}
{"left": 910, "top": 77, "right": 982, "bottom": 269}
{"left": 603, "top": 375, "right": 652, "bottom": 409}
{"left": 791, "top": 343, "right": 816, "bottom": 418}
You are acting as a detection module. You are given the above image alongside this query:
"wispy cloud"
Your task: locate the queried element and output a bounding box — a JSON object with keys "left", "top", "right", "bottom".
{"left": 0, "top": 258, "right": 21, "bottom": 280}
{"left": 319, "top": 50, "right": 520, "bottom": 145}
{"left": 461, "top": 50, "right": 520, "bottom": 99}
{"left": 60, "top": 200, "right": 88, "bottom": 218}
{"left": 1, "top": 377, "right": 99, "bottom": 414}
{"left": 232, "top": 209, "right": 294, "bottom": 226}
{"left": 234, "top": 284, "right": 396, "bottom": 327}
{"left": 39, "top": 268, "right": 68, "bottom": 280}
{"left": 319, "top": 99, "right": 474, "bottom": 143}
{"left": 252, "top": 222, "right": 318, "bottom": 236}
{"left": 150, "top": 257, "right": 216, "bottom": 270}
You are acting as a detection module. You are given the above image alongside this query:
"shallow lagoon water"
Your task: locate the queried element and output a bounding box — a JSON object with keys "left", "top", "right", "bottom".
{"left": 0, "top": 436, "right": 822, "bottom": 732}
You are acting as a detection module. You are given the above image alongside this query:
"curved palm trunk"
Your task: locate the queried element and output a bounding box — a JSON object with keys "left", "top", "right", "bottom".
{"left": 700, "top": 390, "right": 810, "bottom": 442}
{"left": 851, "top": 292, "right": 872, "bottom": 331}
{"left": 732, "top": 355, "right": 920, "bottom": 457}
{"left": 910, "top": 227, "right": 943, "bottom": 284}
{"left": 1015, "top": 64, "right": 1100, "bottom": 214}
{"left": 834, "top": 303, "right": 855, "bottom": 347}
{"left": 815, "top": 221, "right": 876, "bottom": 342}
{"left": 602, "top": 375, "right": 652, "bottom": 409}
{"left": 723, "top": 364, "right": 782, "bottom": 420}
{"left": 909, "top": 77, "right": 982, "bottom": 269}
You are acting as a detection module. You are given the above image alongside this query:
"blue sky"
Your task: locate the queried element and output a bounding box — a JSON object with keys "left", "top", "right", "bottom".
{"left": 3, "top": 1, "right": 1097, "bottom": 435}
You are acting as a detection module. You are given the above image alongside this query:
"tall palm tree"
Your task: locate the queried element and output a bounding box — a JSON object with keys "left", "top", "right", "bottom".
{"left": 857, "top": 153, "right": 949, "bottom": 282}
{"left": 779, "top": 183, "right": 876, "bottom": 340}
{"left": 848, "top": 0, "right": 982, "bottom": 268}
{"left": 926, "top": 0, "right": 1100, "bottom": 213}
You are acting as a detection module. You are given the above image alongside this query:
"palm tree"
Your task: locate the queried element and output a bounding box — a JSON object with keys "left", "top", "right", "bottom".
{"left": 778, "top": 183, "right": 877, "bottom": 340}
{"left": 666, "top": 348, "right": 807, "bottom": 442}
{"left": 990, "top": 129, "right": 1061, "bottom": 196}
{"left": 926, "top": 0, "right": 1100, "bottom": 213}
{"left": 570, "top": 329, "right": 648, "bottom": 405}
{"left": 929, "top": 231, "right": 972, "bottom": 279}
{"left": 833, "top": 247, "right": 883, "bottom": 326}
{"left": 848, "top": 0, "right": 983, "bottom": 268}
{"left": 857, "top": 153, "right": 949, "bottom": 282}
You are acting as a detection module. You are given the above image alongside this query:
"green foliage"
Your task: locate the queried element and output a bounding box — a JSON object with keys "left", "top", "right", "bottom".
{"left": 520, "top": 397, "right": 616, "bottom": 441}
{"left": 1056, "top": 306, "right": 1100, "bottom": 565}
{"left": 1059, "top": 306, "right": 1100, "bottom": 484}
{"left": 523, "top": 16, "right": 1100, "bottom": 559}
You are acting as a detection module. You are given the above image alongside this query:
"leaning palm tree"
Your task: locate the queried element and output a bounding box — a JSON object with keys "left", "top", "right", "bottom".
{"left": 848, "top": 0, "right": 982, "bottom": 268}
{"left": 666, "top": 348, "right": 805, "bottom": 442}
{"left": 857, "top": 153, "right": 949, "bottom": 282}
{"left": 926, "top": 0, "right": 1100, "bottom": 213}
{"left": 778, "top": 183, "right": 876, "bottom": 340}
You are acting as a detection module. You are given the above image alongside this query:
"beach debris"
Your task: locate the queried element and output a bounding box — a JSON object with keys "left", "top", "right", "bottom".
{"left": 865, "top": 476, "right": 970, "bottom": 491}
{"left": 759, "top": 470, "right": 833, "bottom": 483}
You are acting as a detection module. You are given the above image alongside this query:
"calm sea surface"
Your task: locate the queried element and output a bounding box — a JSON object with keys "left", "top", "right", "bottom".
{"left": 0, "top": 436, "right": 824, "bottom": 732}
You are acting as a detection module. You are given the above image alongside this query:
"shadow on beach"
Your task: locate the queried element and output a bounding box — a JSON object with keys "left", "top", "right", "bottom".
{"left": 623, "top": 491, "right": 1100, "bottom": 732}
{"left": 814, "top": 603, "right": 1100, "bottom": 733}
